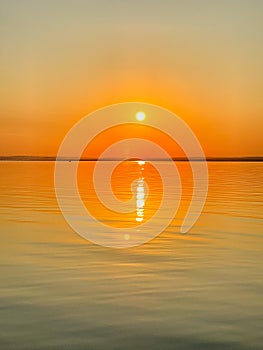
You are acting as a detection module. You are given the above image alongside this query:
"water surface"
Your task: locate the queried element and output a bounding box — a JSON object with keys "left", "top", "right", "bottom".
{"left": 0, "top": 161, "right": 262, "bottom": 349}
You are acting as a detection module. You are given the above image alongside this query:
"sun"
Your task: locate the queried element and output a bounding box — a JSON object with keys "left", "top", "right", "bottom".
{"left": 135, "top": 111, "right": 146, "bottom": 121}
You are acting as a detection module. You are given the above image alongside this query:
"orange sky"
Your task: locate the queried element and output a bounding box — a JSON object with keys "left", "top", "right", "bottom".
{"left": 1, "top": 1, "right": 263, "bottom": 157}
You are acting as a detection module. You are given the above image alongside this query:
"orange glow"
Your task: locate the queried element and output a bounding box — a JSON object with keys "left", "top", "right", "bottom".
{"left": 77, "top": 161, "right": 163, "bottom": 228}
{"left": 81, "top": 124, "right": 187, "bottom": 159}
{"left": 77, "top": 159, "right": 193, "bottom": 230}
{"left": 1, "top": 1, "right": 262, "bottom": 157}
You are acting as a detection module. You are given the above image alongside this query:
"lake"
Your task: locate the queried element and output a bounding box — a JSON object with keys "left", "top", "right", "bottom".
{"left": 0, "top": 161, "right": 262, "bottom": 349}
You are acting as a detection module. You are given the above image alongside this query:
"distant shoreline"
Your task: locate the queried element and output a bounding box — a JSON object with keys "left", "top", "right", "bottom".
{"left": 0, "top": 156, "right": 263, "bottom": 162}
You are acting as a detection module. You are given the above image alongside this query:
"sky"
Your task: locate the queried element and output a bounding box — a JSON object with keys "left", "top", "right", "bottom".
{"left": 1, "top": 0, "right": 263, "bottom": 157}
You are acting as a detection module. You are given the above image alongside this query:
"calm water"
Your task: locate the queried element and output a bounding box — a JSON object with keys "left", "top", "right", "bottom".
{"left": 0, "top": 161, "right": 262, "bottom": 349}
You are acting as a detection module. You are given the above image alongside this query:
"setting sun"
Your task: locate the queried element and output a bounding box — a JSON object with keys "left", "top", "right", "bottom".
{"left": 135, "top": 111, "right": 146, "bottom": 122}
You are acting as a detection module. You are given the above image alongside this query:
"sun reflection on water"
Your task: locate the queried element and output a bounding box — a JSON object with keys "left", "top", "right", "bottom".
{"left": 136, "top": 161, "right": 146, "bottom": 223}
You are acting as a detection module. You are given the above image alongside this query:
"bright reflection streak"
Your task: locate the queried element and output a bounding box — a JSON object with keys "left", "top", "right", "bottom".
{"left": 135, "top": 174, "right": 145, "bottom": 223}
{"left": 136, "top": 217, "right": 143, "bottom": 222}
{"left": 136, "top": 199, "right": 145, "bottom": 207}
{"left": 136, "top": 192, "right": 144, "bottom": 200}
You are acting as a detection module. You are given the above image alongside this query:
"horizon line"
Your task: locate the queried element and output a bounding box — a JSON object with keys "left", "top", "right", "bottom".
{"left": 1, "top": 155, "right": 263, "bottom": 162}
